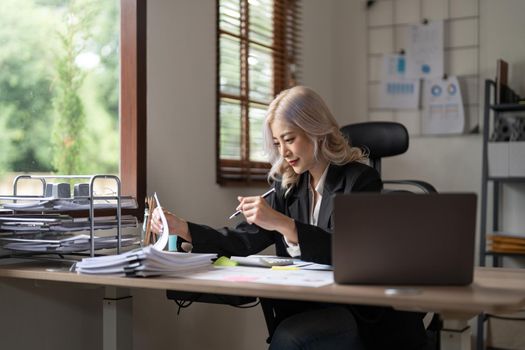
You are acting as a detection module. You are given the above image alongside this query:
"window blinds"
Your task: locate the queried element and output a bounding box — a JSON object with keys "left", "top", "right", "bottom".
{"left": 217, "top": 0, "right": 301, "bottom": 185}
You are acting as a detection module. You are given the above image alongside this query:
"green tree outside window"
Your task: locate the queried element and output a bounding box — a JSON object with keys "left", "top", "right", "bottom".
{"left": 0, "top": 0, "right": 119, "bottom": 189}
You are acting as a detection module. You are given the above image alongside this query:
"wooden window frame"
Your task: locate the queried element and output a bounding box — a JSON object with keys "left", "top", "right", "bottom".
{"left": 120, "top": 0, "right": 147, "bottom": 218}
{"left": 216, "top": 0, "right": 300, "bottom": 186}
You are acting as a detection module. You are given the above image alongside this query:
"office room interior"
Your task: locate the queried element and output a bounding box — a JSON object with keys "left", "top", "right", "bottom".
{"left": 1, "top": 0, "right": 525, "bottom": 349}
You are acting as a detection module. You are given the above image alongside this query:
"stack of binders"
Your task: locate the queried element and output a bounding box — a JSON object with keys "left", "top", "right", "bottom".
{"left": 487, "top": 232, "right": 525, "bottom": 254}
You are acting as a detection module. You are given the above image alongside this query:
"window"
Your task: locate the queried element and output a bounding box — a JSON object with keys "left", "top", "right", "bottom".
{"left": 0, "top": 0, "right": 145, "bottom": 214}
{"left": 216, "top": 0, "right": 301, "bottom": 185}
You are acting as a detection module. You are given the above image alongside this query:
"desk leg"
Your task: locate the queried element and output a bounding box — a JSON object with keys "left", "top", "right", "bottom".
{"left": 103, "top": 287, "right": 132, "bottom": 350}
{"left": 440, "top": 319, "right": 471, "bottom": 350}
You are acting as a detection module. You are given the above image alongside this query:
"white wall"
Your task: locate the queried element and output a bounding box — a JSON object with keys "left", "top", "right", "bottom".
{"left": 302, "top": 0, "right": 369, "bottom": 125}
{"left": 301, "top": 0, "right": 335, "bottom": 108}
{"left": 142, "top": 1, "right": 268, "bottom": 349}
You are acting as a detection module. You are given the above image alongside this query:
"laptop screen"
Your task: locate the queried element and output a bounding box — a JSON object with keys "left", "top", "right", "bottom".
{"left": 333, "top": 193, "right": 476, "bottom": 285}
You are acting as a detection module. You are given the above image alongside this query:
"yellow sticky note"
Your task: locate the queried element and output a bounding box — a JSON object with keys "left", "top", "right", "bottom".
{"left": 213, "top": 256, "right": 239, "bottom": 267}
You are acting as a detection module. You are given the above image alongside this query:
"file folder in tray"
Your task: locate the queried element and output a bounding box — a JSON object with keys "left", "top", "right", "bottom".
{"left": 0, "top": 174, "right": 138, "bottom": 257}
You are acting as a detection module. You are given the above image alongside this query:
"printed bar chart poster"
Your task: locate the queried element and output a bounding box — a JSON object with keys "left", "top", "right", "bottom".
{"left": 422, "top": 76, "right": 465, "bottom": 135}
{"left": 378, "top": 54, "right": 420, "bottom": 109}
{"left": 405, "top": 20, "right": 444, "bottom": 79}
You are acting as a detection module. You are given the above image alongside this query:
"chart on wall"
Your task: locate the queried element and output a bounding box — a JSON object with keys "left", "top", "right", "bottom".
{"left": 377, "top": 53, "right": 420, "bottom": 109}
{"left": 366, "top": 0, "right": 480, "bottom": 136}
{"left": 405, "top": 20, "right": 444, "bottom": 79}
{"left": 421, "top": 76, "right": 465, "bottom": 134}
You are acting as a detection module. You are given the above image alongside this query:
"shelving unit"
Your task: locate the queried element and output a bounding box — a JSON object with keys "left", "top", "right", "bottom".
{"left": 479, "top": 79, "right": 525, "bottom": 267}
{"left": 0, "top": 174, "right": 138, "bottom": 258}
{"left": 477, "top": 79, "right": 525, "bottom": 350}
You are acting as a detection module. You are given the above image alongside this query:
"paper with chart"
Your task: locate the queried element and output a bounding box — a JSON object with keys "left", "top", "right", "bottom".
{"left": 405, "top": 20, "right": 444, "bottom": 79}
{"left": 422, "top": 76, "right": 465, "bottom": 135}
{"left": 378, "top": 54, "right": 420, "bottom": 109}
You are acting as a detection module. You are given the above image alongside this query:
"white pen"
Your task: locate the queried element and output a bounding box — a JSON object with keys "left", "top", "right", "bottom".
{"left": 228, "top": 188, "right": 276, "bottom": 219}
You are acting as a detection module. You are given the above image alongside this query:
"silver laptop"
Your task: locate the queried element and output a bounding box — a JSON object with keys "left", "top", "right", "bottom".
{"left": 333, "top": 193, "right": 476, "bottom": 285}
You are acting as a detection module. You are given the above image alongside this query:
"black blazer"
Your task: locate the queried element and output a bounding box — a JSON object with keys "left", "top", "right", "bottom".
{"left": 184, "top": 162, "right": 427, "bottom": 350}
{"left": 186, "top": 162, "right": 381, "bottom": 264}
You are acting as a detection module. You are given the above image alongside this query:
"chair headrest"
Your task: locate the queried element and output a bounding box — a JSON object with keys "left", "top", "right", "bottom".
{"left": 340, "top": 122, "right": 409, "bottom": 159}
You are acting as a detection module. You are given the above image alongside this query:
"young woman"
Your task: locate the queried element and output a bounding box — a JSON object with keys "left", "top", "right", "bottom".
{"left": 151, "top": 86, "right": 427, "bottom": 349}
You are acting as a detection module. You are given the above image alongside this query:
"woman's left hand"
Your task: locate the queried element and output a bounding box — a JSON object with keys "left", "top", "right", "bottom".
{"left": 237, "top": 194, "right": 298, "bottom": 244}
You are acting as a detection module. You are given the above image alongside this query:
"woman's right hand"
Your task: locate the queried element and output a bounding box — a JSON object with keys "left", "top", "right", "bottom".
{"left": 151, "top": 207, "right": 192, "bottom": 242}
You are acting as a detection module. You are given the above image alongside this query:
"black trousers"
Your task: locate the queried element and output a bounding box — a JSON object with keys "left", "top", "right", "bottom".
{"left": 262, "top": 299, "right": 428, "bottom": 350}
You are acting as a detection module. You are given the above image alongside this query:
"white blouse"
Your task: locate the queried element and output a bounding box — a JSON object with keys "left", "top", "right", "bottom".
{"left": 285, "top": 165, "right": 329, "bottom": 257}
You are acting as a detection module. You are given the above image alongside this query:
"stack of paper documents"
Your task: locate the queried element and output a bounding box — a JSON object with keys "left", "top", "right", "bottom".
{"left": 0, "top": 214, "right": 136, "bottom": 233}
{"left": 0, "top": 234, "right": 136, "bottom": 253}
{"left": 75, "top": 246, "right": 216, "bottom": 277}
{"left": 1, "top": 196, "right": 137, "bottom": 211}
{"left": 75, "top": 193, "right": 215, "bottom": 276}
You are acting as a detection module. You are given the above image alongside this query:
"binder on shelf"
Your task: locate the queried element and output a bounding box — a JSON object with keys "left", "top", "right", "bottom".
{"left": 487, "top": 233, "right": 525, "bottom": 254}
{"left": 496, "top": 59, "right": 508, "bottom": 104}
{"left": 495, "top": 59, "right": 521, "bottom": 105}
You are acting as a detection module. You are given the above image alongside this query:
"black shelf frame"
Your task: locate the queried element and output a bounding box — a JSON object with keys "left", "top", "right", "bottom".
{"left": 489, "top": 104, "right": 525, "bottom": 112}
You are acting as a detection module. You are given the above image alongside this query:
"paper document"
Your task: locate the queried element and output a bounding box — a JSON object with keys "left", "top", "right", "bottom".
{"left": 422, "top": 76, "right": 465, "bottom": 135}
{"left": 377, "top": 54, "right": 420, "bottom": 110}
{"left": 175, "top": 266, "right": 334, "bottom": 287}
{"left": 405, "top": 20, "right": 444, "bottom": 79}
{"left": 0, "top": 215, "right": 136, "bottom": 233}
{"left": 0, "top": 234, "right": 136, "bottom": 253}
{"left": 1, "top": 197, "right": 137, "bottom": 211}
{"left": 231, "top": 255, "right": 333, "bottom": 271}
{"left": 152, "top": 193, "right": 169, "bottom": 251}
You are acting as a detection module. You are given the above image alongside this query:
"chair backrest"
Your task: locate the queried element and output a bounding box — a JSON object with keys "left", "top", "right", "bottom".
{"left": 340, "top": 121, "right": 408, "bottom": 175}
{"left": 340, "top": 121, "right": 436, "bottom": 193}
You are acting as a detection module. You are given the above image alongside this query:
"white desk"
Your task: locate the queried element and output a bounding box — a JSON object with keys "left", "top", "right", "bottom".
{"left": 0, "top": 261, "right": 524, "bottom": 350}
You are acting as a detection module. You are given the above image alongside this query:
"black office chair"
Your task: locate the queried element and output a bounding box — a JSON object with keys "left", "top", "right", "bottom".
{"left": 261, "top": 121, "right": 441, "bottom": 349}
{"left": 340, "top": 121, "right": 436, "bottom": 193}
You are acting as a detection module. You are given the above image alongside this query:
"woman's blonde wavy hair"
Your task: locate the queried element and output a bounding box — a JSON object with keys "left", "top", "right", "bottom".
{"left": 263, "top": 86, "right": 367, "bottom": 191}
